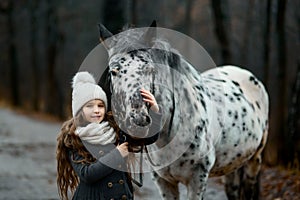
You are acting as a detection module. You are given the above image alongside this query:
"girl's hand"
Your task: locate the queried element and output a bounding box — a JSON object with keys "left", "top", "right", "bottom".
{"left": 140, "top": 88, "right": 159, "bottom": 113}
{"left": 116, "top": 142, "right": 129, "bottom": 157}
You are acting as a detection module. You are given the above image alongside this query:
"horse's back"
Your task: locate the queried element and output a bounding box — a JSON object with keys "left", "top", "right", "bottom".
{"left": 201, "top": 65, "right": 269, "bottom": 175}
{"left": 202, "top": 65, "right": 269, "bottom": 119}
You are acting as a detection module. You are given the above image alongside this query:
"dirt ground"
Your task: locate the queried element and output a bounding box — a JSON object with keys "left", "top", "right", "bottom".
{"left": 0, "top": 107, "right": 298, "bottom": 200}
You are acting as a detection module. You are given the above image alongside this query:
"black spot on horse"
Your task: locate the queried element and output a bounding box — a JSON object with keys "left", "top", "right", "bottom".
{"left": 255, "top": 101, "right": 261, "bottom": 110}
{"left": 209, "top": 77, "right": 226, "bottom": 82}
{"left": 241, "top": 107, "right": 247, "bottom": 116}
{"left": 233, "top": 92, "right": 239, "bottom": 96}
{"left": 234, "top": 111, "right": 238, "bottom": 120}
{"left": 133, "top": 83, "right": 139, "bottom": 88}
{"left": 251, "top": 119, "right": 255, "bottom": 128}
{"left": 205, "top": 157, "right": 210, "bottom": 166}
{"left": 193, "top": 103, "right": 199, "bottom": 111}
{"left": 199, "top": 164, "right": 208, "bottom": 173}
{"left": 232, "top": 80, "right": 240, "bottom": 87}
{"left": 136, "top": 71, "right": 143, "bottom": 75}
{"left": 195, "top": 125, "right": 203, "bottom": 133}
{"left": 249, "top": 76, "right": 259, "bottom": 85}
{"left": 250, "top": 103, "right": 255, "bottom": 111}
{"left": 190, "top": 143, "right": 195, "bottom": 149}
{"left": 242, "top": 122, "right": 247, "bottom": 131}
{"left": 200, "top": 99, "right": 206, "bottom": 112}
{"left": 130, "top": 53, "right": 135, "bottom": 60}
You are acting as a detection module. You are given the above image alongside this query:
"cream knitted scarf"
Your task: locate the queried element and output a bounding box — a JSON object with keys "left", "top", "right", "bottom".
{"left": 75, "top": 121, "right": 116, "bottom": 145}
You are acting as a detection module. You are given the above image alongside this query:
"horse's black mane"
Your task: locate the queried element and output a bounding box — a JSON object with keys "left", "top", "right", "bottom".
{"left": 149, "top": 48, "right": 180, "bottom": 71}
{"left": 98, "top": 67, "right": 112, "bottom": 110}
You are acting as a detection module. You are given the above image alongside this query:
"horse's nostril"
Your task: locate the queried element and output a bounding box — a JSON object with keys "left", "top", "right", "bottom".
{"left": 130, "top": 113, "right": 151, "bottom": 127}
{"left": 146, "top": 116, "right": 151, "bottom": 124}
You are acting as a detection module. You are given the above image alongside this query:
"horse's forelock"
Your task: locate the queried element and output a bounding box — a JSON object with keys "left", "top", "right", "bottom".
{"left": 109, "top": 30, "right": 145, "bottom": 56}
{"left": 110, "top": 27, "right": 177, "bottom": 60}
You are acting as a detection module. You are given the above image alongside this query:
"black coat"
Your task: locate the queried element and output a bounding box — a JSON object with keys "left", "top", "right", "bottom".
{"left": 69, "top": 143, "right": 133, "bottom": 200}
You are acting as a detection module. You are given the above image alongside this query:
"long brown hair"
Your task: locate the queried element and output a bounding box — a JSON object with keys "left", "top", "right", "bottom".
{"left": 56, "top": 111, "right": 121, "bottom": 200}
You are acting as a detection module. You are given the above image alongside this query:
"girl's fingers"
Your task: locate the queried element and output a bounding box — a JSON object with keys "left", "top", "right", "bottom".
{"left": 140, "top": 90, "right": 154, "bottom": 99}
{"left": 140, "top": 88, "right": 158, "bottom": 106}
{"left": 143, "top": 98, "right": 155, "bottom": 104}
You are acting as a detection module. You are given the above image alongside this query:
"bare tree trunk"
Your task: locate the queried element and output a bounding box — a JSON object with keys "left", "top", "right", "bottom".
{"left": 211, "top": 0, "right": 232, "bottom": 64}
{"left": 276, "top": 0, "right": 288, "bottom": 165}
{"left": 240, "top": 0, "right": 255, "bottom": 65}
{"left": 287, "top": 64, "right": 300, "bottom": 167}
{"left": 127, "top": 0, "right": 137, "bottom": 25}
{"left": 184, "top": 0, "right": 194, "bottom": 36}
{"left": 7, "top": 0, "right": 20, "bottom": 106}
{"left": 44, "top": 0, "right": 60, "bottom": 117}
{"left": 102, "top": 0, "right": 125, "bottom": 33}
{"left": 29, "top": 0, "right": 39, "bottom": 111}
{"left": 263, "top": 0, "right": 272, "bottom": 86}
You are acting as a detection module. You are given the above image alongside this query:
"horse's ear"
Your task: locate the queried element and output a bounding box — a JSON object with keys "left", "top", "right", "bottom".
{"left": 98, "top": 23, "right": 114, "bottom": 50}
{"left": 98, "top": 23, "right": 113, "bottom": 41}
{"left": 140, "top": 20, "right": 157, "bottom": 47}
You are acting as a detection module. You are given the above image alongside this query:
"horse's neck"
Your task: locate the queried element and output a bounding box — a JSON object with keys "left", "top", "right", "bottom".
{"left": 178, "top": 58, "right": 203, "bottom": 84}
{"left": 154, "top": 58, "right": 208, "bottom": 145}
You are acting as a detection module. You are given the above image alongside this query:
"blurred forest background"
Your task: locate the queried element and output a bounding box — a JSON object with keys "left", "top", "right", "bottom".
{"left": 0, "top": 0, "right": 299, "bottom": 168}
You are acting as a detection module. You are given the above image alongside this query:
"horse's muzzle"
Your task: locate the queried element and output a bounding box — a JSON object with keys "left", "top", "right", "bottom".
{"left": 125, "top": 112, "right": 152, "bottom": 138}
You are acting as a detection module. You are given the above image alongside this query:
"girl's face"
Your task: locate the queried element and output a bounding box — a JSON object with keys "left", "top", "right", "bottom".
{"left": 82, "top": 99, "right": 106, "bottom": 124}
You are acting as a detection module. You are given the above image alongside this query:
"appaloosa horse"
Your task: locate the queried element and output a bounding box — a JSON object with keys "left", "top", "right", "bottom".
{"left": 98, "top": 23, "right": 269, "bottom": 200}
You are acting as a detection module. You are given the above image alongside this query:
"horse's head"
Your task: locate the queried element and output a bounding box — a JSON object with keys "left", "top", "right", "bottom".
{"left": 109, "top": 50, "right": 157, "bottom": 138}
{"left": 99, "top": 22, "right": 158, "bottom": 138}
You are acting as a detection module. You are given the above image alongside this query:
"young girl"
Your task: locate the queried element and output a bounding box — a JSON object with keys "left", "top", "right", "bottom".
{"left": 56, "top": 71, "right": 159, "bottom": 200}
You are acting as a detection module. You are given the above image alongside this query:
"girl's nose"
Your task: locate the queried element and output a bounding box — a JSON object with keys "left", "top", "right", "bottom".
{"left": 94, "top": 105, "right": 100, "bottom": 113}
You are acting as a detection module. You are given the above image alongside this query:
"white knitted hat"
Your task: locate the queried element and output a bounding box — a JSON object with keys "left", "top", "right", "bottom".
{"left": 72, "top": 71, "right": 107, "bottom": 117}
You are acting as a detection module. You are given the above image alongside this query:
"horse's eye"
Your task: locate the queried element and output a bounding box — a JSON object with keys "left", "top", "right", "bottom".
{"left": 110, "top": 64, "right": 121, "bottom": 76}
{"left": 111, "top": 68, "right": 118, "bottom": 76}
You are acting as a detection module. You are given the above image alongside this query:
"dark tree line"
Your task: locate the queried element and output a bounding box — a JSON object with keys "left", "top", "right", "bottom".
{"left": 209, "top": 0, "right": 299, "bottom": 167}
{"left": 211, "top": 0, "right": 232, "bottom": 63}
{"left": 0, "top": 0, "right": 298, "bottom": 166}
{"left": 0, "top": 0, "right": 20, "bottom": 107}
